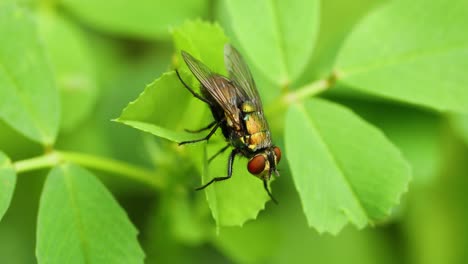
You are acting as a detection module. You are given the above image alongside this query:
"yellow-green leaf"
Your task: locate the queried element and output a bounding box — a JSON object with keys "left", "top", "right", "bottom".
{"left": 38, "top": 12, "right": 98, "bottom": 132}
{"left": 285, "top": 98, "right": 411, "bottom": 234}
{"left": 336, "top": 0, "right": 468, "bottom": 113}
{"left": 0, "top": 3, "right": 59, "bottom": 145}
{"left": 36, "top": 164, "right": 144, "bottom": 263}
{"left": 0, "top": 152, "right": 16, "bottom": 222}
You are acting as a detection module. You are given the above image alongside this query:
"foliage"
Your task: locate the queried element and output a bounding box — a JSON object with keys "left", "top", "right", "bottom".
{"left": 1, "top": 0, "right": 467, "bottom": 263}
{"left": 37, "top": 164, "right": 144, "bottom": 263}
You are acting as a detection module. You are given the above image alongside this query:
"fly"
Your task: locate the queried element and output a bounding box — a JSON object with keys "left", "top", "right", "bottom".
{"left": 176, "top": 44, "right": 282, "bottom": 204}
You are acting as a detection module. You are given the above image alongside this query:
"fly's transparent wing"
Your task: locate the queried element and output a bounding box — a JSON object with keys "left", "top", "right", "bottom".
{"left": 224, "top": 44, "right": 263, "bottom": 109}
{"left": 181, "top": 51, "right": 241, "bottom": 127}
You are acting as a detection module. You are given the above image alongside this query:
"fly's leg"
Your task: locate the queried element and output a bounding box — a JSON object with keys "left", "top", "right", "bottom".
{"left": 184, "top": 120, "right": 217, "bottom": 133}
{"left": 208, "top": 144, "right": 230, "bottom": 163}
{"left": 195, "top": 149, "right": 238, "bottom": 190}
{"left": 175, "top": 69, "right": 211, "bottom": 105}
{"left": 263, "top": 179, "right": 278, "bottom": 204}
{"left": 178, "top": 120, "right": 222, "bottom": 146}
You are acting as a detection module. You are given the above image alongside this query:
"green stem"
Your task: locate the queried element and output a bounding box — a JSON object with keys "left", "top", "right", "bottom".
{"left": 266, "top": 77, "right": 331, "bottom": 115}
{"left": 14, "top": 152, "right": 61, "bottom": 173}
{"left": 283, "top": 79, "right": 330, "bottom": 104}
{"left": 13, "top": 151, "right": 164, "bottom": 190}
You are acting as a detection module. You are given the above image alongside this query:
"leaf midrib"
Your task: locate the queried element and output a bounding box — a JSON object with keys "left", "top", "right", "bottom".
{"left": 338, "top": 42, "right": 468, "bottom": 78}
{"left": 62, "top": 166, "right": 90, "bottom": 263}
{"left": 297, "top": 103, "right": 369, "bottom": 221}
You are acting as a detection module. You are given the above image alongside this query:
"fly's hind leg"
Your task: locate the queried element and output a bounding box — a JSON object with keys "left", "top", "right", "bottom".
{"left": 195, "top": 149, "right": 238, "bottom": 190}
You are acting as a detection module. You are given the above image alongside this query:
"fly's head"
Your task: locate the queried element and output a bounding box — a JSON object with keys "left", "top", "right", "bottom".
{"left": 247, "top": 146, "right": 282, "bottom": 180}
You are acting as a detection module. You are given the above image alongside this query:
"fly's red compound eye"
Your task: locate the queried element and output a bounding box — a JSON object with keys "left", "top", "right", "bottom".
{"left": 247, "top": 155, "right": 266, "bottom": 175}
{"left": 273, "top": 147, "right": 282, "bottom": 163}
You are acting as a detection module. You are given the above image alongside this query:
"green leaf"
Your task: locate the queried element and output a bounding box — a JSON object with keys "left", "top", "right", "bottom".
{"left": 116, "top": 71, "right": 209, "bottom": 143}
{"left": 0, "top": 168, "right": 42, "bottom": 264}
{"left": 335, "top": 0, "right": 468, "bottom": 113}
{"left": 60, "top": 0, "right": 209, "bottom": 40}
{"left": 38, "top": 12, "right": 98, "bottom": 132}
{"left": 0, "top": 152, "right": 16, "bottom": 222}
{"left": 0, "top": 3, "right": 59, "bottom": 145}
{"left": 285, "top": 98, "right": 411, "bottom": 234}
{"left": 225, "top": 0, "right": 320, "bottom": 85}
{"left": 36, "top": 164, "right": 144, "bottom": 263}
{"left": 201, "top": 141, "right": 271, "bottom": 227}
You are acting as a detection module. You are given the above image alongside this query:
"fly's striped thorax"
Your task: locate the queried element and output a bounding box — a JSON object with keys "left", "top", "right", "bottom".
{"left": 241, "top": 101, "right": 271, "bottom": 151}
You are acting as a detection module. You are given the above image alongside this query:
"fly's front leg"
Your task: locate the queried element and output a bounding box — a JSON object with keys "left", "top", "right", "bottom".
{"left": 263, "top": 179, "right": 278, "bottom": 204}
{"left": 184, "top": 120, "right": 217, "bottom": 133}
{"left": 175, "top": 69, "right": 211, "bottom": 105}
{"left": 179, "top": 117, "right": 225, "bottom": 145}
{"left": 195, "top": 149, "right": 238, "bottom": 190}
{"left": 178, "top": 119, "right": 223, "bottom": 146}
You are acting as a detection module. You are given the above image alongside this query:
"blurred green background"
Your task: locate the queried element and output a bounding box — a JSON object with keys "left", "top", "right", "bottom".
{"left": 1, "top": 0, "right": 468, "bottom": 263}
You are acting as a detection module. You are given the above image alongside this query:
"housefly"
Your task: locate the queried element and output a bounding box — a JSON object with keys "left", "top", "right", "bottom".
{"left": 176, "top": 44, "right": 281, "bottom": 203}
